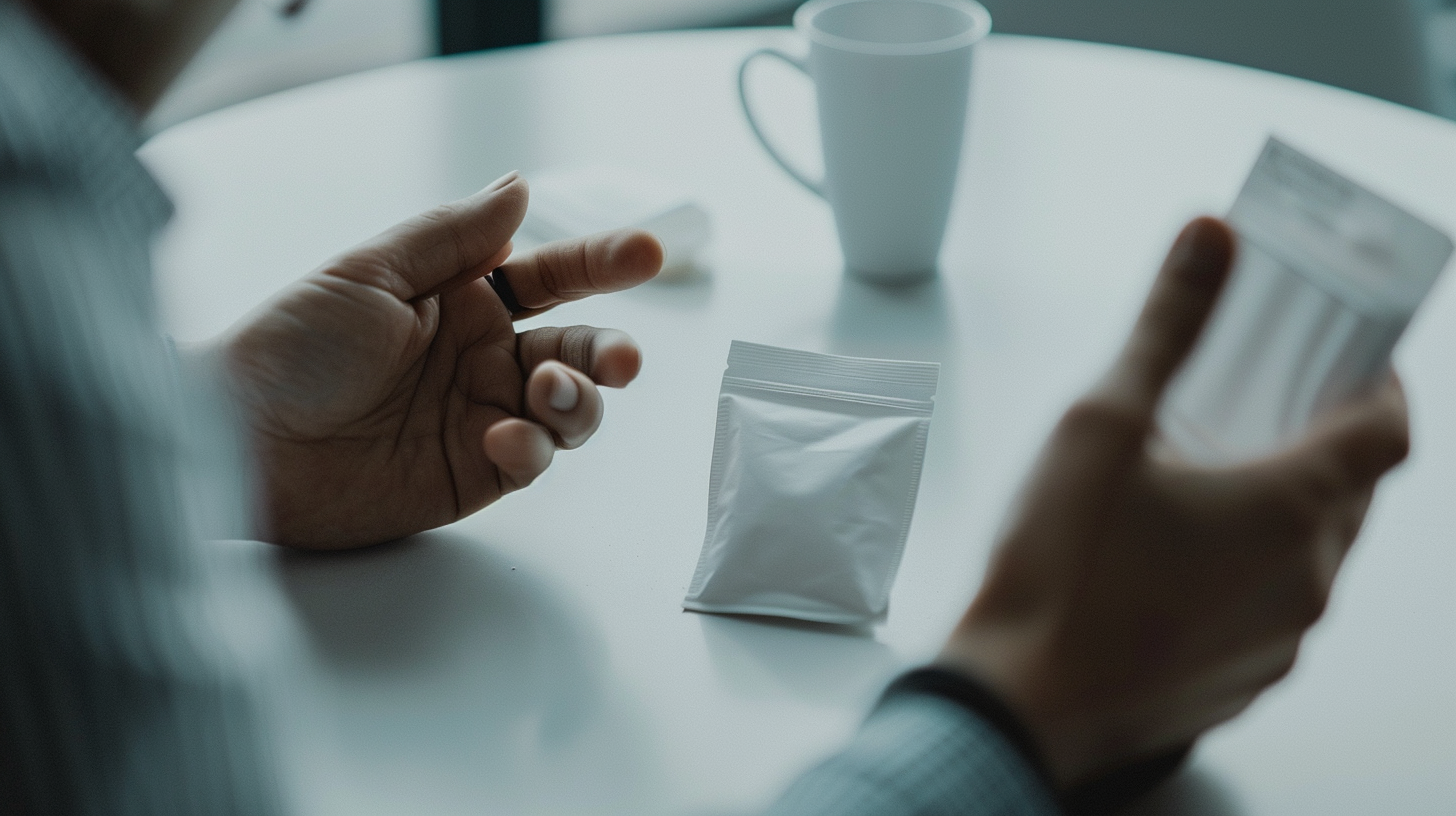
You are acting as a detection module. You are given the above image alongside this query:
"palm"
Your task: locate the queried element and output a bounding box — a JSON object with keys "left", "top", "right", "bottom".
{"left": 219, "top": 175, "right": 660, "bottom": 548}
{"left": 226, "top": 269, "right": 521, "bottom": 545}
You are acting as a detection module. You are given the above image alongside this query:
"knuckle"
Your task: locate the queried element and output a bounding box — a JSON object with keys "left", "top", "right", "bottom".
{"left": 519, "top": 327, "right": 562, "bottom": 366}
{"left": 1381, "top": 420, "right": 1412, "bottom": 468}
{"left": 1294, "top": 587, "right": 1330, "bottom": 628}
{"left": 431, "top": 200, "right": 466, "bottom": 223}
{"left": 578, "top": 239, "right": 600, "bottom": 290}
{"left": 1335, "top": 413, "right": 1410, "bottom": 486}
{"left": 425, "top": 201, "right": 465, "bottom": 232}
{"left": 1057, "top": 397, "right": 1149, "bottom": 442}
{"left": 434, "top": 205, "right": 474, "bottom": 266}
{"left": 1267, "top": 651, "right": 1299, "bottom": 686}
{"left": 536, "top": 250, "right": 568, "bottom": 298}
{"left": 1287, "top": 566, "right": 1331, "bottom": 627}
{"left": 411, "top": 205, "right": 450, "bottom": 232}
{"left": 559, "top": 326, "right": 598, "bottom": 372}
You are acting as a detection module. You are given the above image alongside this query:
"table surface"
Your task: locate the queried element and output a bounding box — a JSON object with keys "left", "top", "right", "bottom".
{"left": 139, "top": 29, "right": 1456, "bottom": 816}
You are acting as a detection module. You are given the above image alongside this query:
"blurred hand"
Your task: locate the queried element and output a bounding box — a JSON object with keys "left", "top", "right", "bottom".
{"left": 939, "top": 218, "right": 1409, "bottom": 789}
{"left": 214, "top": 173, "right": 662, "bottom": 548}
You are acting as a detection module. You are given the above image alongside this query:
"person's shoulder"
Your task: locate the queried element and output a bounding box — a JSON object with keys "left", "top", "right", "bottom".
{"left": 0, "top": 4, "right": 163, "bottom": 409}
{"left": 0, "top": 0, "right": 144, "bottom": 184}
{"left": 0, "top": 3, "right": 68, "bottom": 162}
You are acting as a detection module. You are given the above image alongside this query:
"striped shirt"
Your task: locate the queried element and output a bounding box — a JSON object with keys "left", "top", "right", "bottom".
{"left": 0, "top": 3, "right": 281, "bottom": 813}
{"left": 766, "top": 684, "right": 1061, "bottom": 816}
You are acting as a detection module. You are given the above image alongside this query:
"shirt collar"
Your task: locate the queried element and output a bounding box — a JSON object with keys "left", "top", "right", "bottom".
{"left": 0, "top": 0, "right": 173, "bottom": 230}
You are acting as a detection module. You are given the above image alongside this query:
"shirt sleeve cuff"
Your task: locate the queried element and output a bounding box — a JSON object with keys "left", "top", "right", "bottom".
{"left": 879, "top": 667, "right": 1060, "bottom": 793}
{"left": 883, "top": 667, "right": 1191, "bottom": 816}
{"left": 766, "top": 673, "right": 1062, "bottom": 816}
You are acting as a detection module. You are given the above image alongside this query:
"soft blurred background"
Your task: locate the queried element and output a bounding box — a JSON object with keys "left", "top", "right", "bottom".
{"left": 147, "top": 0, "right": 1456, "bottom": 133}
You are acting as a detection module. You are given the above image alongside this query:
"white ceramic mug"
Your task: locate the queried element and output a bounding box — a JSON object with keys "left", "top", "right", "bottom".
{"left": 739, "top": 0, "right": 991, "bottom": 283}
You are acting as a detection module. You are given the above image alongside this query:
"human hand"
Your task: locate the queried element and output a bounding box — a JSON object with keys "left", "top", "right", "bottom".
{"left": 215, "top": 173, "right": 662, "bottom": 549}
{"left": 938, "top": 218, "right": 1410, "bottom": 789}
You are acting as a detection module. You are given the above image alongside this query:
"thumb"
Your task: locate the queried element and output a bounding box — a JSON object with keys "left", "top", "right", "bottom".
{"left": 331, "top": 172, "right": 529, "bottom": 301}
{"left": 1100, "top": 217, "right": 1236, "bottom": 416}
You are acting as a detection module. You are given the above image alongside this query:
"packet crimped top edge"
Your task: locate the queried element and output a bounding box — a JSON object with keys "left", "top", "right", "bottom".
{"left": 1229, "top": 136, "right": 1454, "bottom": 315}
{"left": 725, "top": 340, "right": 940, "bottom": 404}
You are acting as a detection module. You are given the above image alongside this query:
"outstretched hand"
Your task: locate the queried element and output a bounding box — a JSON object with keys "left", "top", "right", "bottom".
{"left": 939, "top": 218, "right": 1410, "bottom": 790}
{"left": 216, "top": 173, "right": 662, "bottom": 548}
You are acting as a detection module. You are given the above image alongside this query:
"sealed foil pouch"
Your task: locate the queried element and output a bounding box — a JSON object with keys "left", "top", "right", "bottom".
{"left": 1160, "top": 137, "right": 1453, "bottom": 464}
{"left": 683, "top": 341, "right": 939, "bottom": 625}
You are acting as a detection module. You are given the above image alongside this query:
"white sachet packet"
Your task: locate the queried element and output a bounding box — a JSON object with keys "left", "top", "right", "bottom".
{"left": 1159, "top": 137, "right": 1453, "bottom": 464}
{"left": 683, "top": 341, "right": 939, "bottom": 625}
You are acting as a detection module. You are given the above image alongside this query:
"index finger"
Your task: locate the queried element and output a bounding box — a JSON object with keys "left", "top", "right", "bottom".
{"left": 495, "top": 230, "right": 663, "bottom": 318}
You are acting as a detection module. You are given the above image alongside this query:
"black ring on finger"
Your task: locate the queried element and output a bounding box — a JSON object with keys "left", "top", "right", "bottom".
{"left": 486, "top": 268, "right": 525, "bottom": 315}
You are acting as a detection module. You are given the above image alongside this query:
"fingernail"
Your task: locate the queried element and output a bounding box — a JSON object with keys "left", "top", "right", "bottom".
{"left": 487, "top": 171, "right": 521, "bottom": 192}
{"left": 548, "top": 366, "right": 579, "bottom": 412}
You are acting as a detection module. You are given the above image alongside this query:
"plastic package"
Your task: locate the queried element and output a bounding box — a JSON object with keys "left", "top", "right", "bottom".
{"left": 1159, "top": 138, "right": 1453, "bottom": 465}
{"left": 683, "top": 341, "right": 939, "bottom": 625}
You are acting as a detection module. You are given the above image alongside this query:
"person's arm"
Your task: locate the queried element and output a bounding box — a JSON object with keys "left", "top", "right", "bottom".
{"left": 768, "top": 218, "right": 1408, "bottom": 814}
{"left": 0, "top": 162, "right": 283, "bottom": 816}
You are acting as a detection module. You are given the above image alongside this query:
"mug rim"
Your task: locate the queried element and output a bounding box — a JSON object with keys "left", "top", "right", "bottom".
{"left": 793, "top": 0, "right": 993, "bottom": 56}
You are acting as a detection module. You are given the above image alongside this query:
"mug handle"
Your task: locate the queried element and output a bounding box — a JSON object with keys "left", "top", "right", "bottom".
{"left": 737, "top": 49, "right": 826, "bottom": 199}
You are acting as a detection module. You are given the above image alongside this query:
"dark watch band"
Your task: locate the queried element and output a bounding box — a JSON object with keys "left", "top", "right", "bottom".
{"left": 880, "top": 667, "right": 1190, "bottom": 815}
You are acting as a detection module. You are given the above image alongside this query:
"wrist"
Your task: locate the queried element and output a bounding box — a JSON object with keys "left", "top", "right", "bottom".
{"left": 918, "top": 653, "right": 1191, "bottom": 815}
{"left": 938, "top": 631, "right": 1194, "bottom": 815}
{"left": 937, "top": 624, "right": 1094, "bottom": 789}
{"left": 883, "top": 666, "right": 1060, "bottom": 794}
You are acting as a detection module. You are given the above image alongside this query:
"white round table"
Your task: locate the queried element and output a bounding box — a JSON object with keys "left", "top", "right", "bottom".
{"left": 140, "top": 29, "right": 1456, "bottom": 816}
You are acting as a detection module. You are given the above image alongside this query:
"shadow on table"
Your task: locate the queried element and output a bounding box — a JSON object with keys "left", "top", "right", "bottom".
{"left": 697, "top": 612, "right": 900, "bottom": 709}
{"left": 828, "top": 273, "right": 955, "bottom": 363}
{"left": 269, "top": 531, "right": 659, "bottom": 814}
